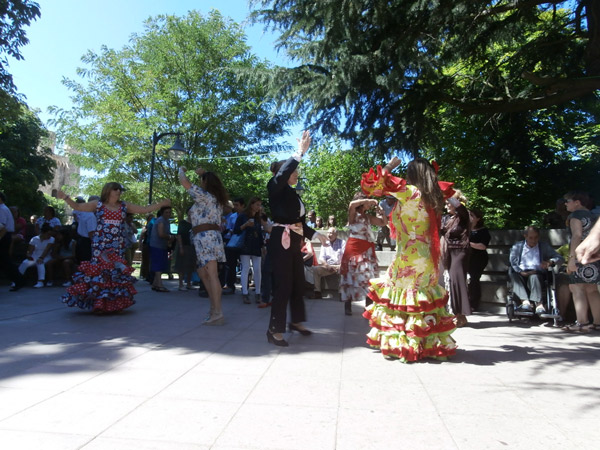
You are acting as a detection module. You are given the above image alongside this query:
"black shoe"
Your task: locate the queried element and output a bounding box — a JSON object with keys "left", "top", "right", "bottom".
{"left": 222, "top": 288, "right": 235, "bottom": 295}
{"left": 288, "top": 322, "right": 312, "bottom": 335}
{"left": 266, "top": 330, "right": 289, "bottom": 347}
{"left": 344, "top": 301, "right": 352, "bottom": 316}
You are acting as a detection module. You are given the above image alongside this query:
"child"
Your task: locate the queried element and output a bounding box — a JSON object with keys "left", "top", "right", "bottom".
{"left": 19, "top": 223, "right": 55, "bottom": 288}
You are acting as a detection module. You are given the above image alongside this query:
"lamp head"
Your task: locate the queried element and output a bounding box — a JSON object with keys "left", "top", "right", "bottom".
{"left": 168, "top": 136, "right": 187, "bottom": 161}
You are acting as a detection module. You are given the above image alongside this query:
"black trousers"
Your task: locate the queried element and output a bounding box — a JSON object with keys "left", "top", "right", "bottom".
{"left": 76, "top": 236, "right": 92, "bottom": 263}
{"left": 224, "top": 246, "right": 240, "bottom": 290}
{"left": 268, "top": 227, "right": 306, "bottom": 333}
{"left": 0, "top": 233, "right": 24, "bottom": 286}
{"left": 468, "top": 249, "right": 488, "bottom": 311}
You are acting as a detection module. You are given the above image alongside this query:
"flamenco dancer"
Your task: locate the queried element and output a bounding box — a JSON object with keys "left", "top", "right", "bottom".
{"left": 58, "top": 183, "right": 170, "bottom": 313}
{"left": 361, "top": 157, "right": 457, "bottom": 362}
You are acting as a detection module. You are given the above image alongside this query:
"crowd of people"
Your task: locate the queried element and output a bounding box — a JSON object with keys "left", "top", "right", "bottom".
{"left": 2, "top": 131, "right": 600, "bottom": 361}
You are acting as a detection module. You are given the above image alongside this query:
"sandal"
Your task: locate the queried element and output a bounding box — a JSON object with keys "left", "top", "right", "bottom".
{"left": 561, "top": 321, "right": 590, "bottom": 333}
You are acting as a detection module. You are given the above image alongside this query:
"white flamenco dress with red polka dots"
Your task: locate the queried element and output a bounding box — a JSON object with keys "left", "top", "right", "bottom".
{"left": 62, "top": 202, "right": 137, "bottom": 312}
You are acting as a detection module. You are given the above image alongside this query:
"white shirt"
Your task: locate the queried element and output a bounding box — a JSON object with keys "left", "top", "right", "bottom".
{"left": 519, "top": 243, "right": 540, "bottom": 271}
{"left": 29, "top": 235, "right": 55, "bottom": 260}
{"left": 319, "top": 238, "right": 346, "bottom": 265}
{"left": 74, "top": 211, "right": 97, "bottom": 238}
{"left": 0, "top": 203, "right": 15, "bottom": 232}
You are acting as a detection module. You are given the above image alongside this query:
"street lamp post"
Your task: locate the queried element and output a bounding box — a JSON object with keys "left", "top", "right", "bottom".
{"left": 149, "top": 131, "right": 187, "bottom": 205}
{"left": 295, "top": 178, "right": 306, "bottom": 196}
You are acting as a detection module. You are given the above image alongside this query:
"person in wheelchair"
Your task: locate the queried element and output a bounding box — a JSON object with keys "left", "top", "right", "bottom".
{"left": 509, "top": 226, "right": 564, "bottom": 314}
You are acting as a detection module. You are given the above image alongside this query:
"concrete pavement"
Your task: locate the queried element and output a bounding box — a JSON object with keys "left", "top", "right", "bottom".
{"left": 1, "top": 280, "right": 600, "bottom": 449}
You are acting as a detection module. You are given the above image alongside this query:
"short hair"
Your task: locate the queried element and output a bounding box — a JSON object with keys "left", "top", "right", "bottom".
{"left": 524, "top": 225, "right": 540, "bottom": 235}
{"left": 88, "top": 195, "right": 100, "bottom": 202}
{"left": 233, "top": 197, "right": 246, "bottom": 206}
{"left": 0, "top": 191, "right": 5, "bottom": 203}
{"left": 564, "top": 191, "right": 594, "bottom": 209}
{"left": 40, "top": 223, "right": 51, "bottom": 233}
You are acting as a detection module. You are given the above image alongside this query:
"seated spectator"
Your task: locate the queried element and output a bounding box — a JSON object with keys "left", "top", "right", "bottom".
{"left": 35, "top": 206, "right": 61, "bottom": 235}
{"left": 315, "top": 216, "right": 324, "bottom": 229}
{"left": 327, "top": 214, "right": 337, "bottom": 228}
{"left": 18, "top": 223, "right": 55, "bottom": 288}
{"left": 509, "top": 226, "right": 564, "bottom": 314}
{"left": 306, "top": 210, "right": 317, "bottom": 228}
{"left": 309, "top": 227, "right": 346, "bottom": 299}
{"left": 301, "top": 237, "right": 317, "bottom": 288}
{"left": 9, "top": 206, "right": 27, "bottom": 258}
{"left": 46, "top": 227, "right": 76, "bottom": 286}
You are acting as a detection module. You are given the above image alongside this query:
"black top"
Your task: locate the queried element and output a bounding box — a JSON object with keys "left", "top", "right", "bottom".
{"left": 267, "top": 156, "right": 315, "bottom": 240}
{"left": 469, "top": 227, "right": 491, "bottom": 253}
{"left": 233, "top": 213, "right": 263, "bottom": 256}
{"left": 177, "top": 220, "right": 192, "bottom": 246}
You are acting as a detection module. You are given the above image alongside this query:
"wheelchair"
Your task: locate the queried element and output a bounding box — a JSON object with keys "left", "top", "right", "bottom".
{"left": 506, "top": 267, "right": 562, "bottom": 326}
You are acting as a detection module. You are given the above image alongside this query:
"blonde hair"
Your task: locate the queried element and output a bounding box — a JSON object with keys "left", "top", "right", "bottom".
{"left": 452, "top": 189, "right": 467, "bottom": 205}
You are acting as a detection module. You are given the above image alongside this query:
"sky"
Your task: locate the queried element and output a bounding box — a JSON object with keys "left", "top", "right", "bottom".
{"left": 9, "top": 0, "right": 290, "bottom": 130}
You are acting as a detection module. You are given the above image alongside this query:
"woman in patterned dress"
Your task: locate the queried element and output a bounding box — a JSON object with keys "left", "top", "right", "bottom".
{"left": 563, "top": 191, "right": 600, "bottom": 332}
{"left": 339, "top": 191, "right": 387, "bottom": 316}
{"left": 57, "top": 183, "right": 170, "bottom": 313}
{"left": 178, "top": 167, "right": 228, "bottom": 325}
{"left": 361, "top": 157, "right": 457, "bottom": 362}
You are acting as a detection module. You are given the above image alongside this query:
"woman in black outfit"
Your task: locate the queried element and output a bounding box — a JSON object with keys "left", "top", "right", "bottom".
{"left": 266, "top": 131, "right": 327, "bottom": 347}
{"left": 468, "top": 209, "right": 490, "bottom": 311}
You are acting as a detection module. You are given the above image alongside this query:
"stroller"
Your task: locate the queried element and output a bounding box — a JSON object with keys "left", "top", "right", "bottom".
{"left": 506, "top": 267, "right": 562, "bottom": 326}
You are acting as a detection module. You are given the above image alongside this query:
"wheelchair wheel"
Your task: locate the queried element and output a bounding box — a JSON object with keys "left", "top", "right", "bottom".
{"left": 506, "top": 296, "right": 516, "bottom": 322}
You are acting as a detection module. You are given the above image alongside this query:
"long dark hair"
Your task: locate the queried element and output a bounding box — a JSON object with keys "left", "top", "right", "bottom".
{"left": 245, "top": 196, "right": 262, "bottom": 220}
{"left": 201, "top": 171, "right": 228, "bottom": 207}
{"left": 406, "top": 158, "right": 444, "bottom": 214}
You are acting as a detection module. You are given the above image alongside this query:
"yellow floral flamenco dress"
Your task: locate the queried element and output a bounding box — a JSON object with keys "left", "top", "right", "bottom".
{"left": 361, "top": 166, "right": 457, "bottom": 362}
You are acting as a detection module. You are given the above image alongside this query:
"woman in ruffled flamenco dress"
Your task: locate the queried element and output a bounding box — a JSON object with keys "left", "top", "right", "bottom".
{"left": 58, "top": 183, "right": 170, "bottom": 313}
{"left": 361, "top": 157, "right": 457, "bottom": 362}
{"left": 339, "top": 191, "right": 387, "bottom": 316}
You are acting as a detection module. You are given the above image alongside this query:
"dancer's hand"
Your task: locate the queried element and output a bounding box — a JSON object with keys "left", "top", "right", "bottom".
{"left": 297, "top": 130, "right": 312, "bottom": 156}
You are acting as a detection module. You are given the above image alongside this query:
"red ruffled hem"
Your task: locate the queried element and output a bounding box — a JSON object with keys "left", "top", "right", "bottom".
{"left": 366, "top": 337, "right": 456, "bottom": 362}
{"left": 363, "top": 309, "right": 456, "bottom": 337}
{"left": 93, "top": 297, "right": 135, "bottom": 313}
{"left": 367, "top": 289, "right": 449, "bottom": 313}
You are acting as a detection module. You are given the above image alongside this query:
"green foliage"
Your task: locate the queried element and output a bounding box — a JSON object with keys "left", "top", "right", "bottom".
{"left": 249, "top": 1, "right": 599, "bottom": 229}
{"left": 50, "top": 10, "right": 293, "bottom": 221}
{"left": 250, "top": 1, "right": 598, "bottom": 156}
{"left": 0, "top": 0, "right": 40, "bottom": 121}
{"left": 0, "top": 104, "right": 55, "bottom": 217}
{"left": 300, "top": 140, "right": 381, "bottom": 226}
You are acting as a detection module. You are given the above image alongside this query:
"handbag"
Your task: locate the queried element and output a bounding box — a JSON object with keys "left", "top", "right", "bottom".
{"left": 226, "top": 231, "right": 246, "bottom": 250}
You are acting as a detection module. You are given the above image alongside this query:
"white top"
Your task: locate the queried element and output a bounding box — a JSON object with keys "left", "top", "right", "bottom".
{"left": 29, "top": 235, "right": 55, "bottom": 260}
{"left": 74, "top": 210, "right": 97, "bottom": 238}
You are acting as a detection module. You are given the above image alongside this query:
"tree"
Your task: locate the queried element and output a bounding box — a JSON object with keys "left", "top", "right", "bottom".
{"left": 300, "top": 140, "right": 381, "bottom": 226}
{"left": 250, "top": 1, "right": 599, "bottom": 155}
{"left": 50, "top": 10, "right": 293, "bottom": 220}
{"left": 0, "top": 104, "right": 55, "bottom": 216}
{"left": 0, "top": 0, "right": 40, "bottom": 121}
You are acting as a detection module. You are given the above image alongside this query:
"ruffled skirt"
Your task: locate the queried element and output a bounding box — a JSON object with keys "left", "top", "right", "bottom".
{"left": 62, "top": 253, "right": 137, "bottom": 313}
{"left": 339, "top": 240, "right": 377, "bottom": 302}
{"left": 363, "top": 278, "right": 457, "bottom": 362}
